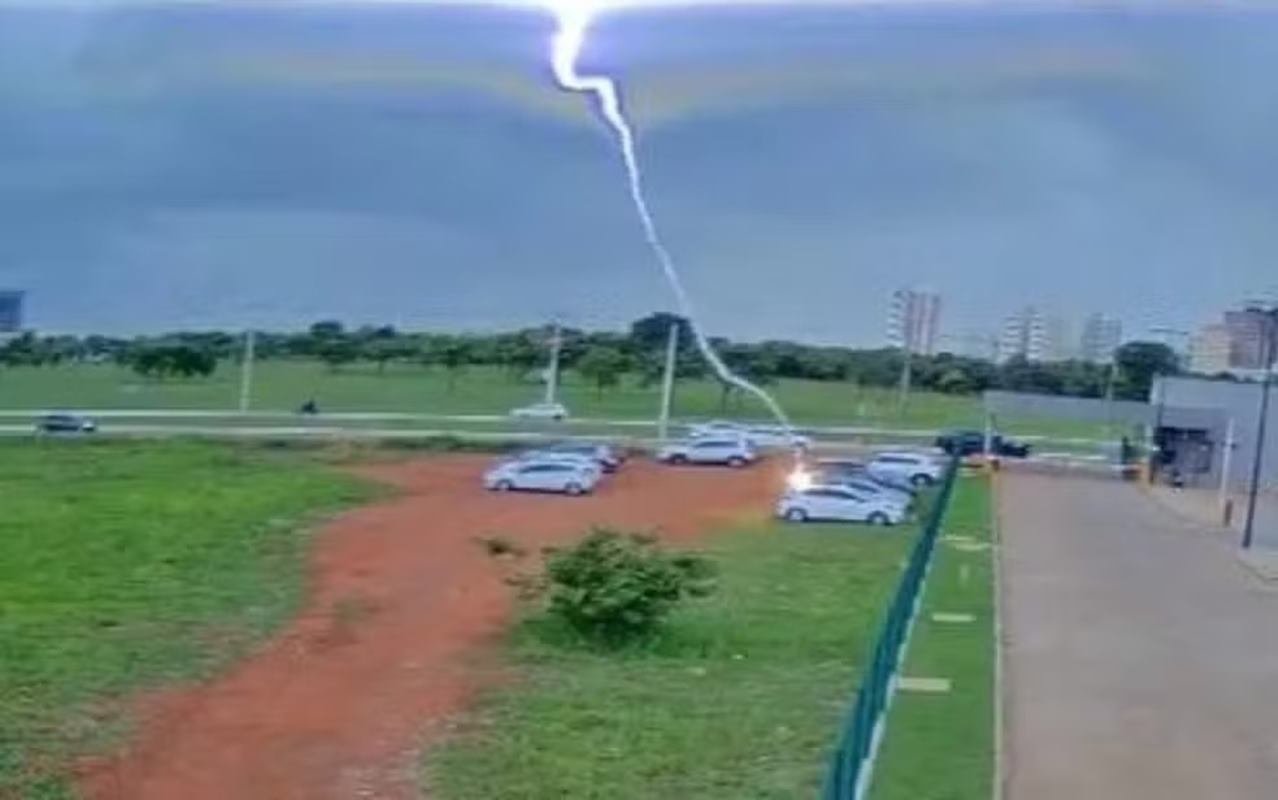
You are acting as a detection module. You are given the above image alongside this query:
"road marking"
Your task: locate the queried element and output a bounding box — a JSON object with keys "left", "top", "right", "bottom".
{"left": 897, "top": 676, "right": 952, "bottom": 694}
{"left": 932, "top": 612, "right": 976, "bottom": 624}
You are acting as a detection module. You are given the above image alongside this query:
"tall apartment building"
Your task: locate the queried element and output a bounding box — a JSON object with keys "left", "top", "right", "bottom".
{"left": 1223, "top": 309, "right": 1270, "bottom": 369}
{"left": 886, "top": 288, "right": 942, "bottom": 355}
{"left": 997, "top": 306, "right": 1057, "bottom": 363}
{"left": 1189, "top": 323, "right": 1232, "bottom": 374}
{"left": 0, "top": 290, "right": 24, "bottom": 333}
{"left": 1079, "top": 313, "right": 1122, "bottom": 364}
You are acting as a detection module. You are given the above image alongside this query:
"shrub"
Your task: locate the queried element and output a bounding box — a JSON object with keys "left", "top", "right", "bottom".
{"left": 543, "top": 529, "right": 716, "bottom": 646}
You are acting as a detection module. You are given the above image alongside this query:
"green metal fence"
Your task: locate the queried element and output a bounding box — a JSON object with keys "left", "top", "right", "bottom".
{"left": 822, "top": 456, "right": 961, "bottom": 800}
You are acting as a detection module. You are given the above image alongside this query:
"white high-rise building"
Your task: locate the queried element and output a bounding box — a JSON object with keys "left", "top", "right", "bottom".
{"left": 886, "top": 288, "right": 942, "bottom": 355}
{"left": 1079, "top": 313, "right": 1122, "bottom": 364}
{"left": 998, "top": 306, "right": 1066, "bottom": 363}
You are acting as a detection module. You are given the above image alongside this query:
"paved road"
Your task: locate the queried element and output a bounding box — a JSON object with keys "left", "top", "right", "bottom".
{"left": 999, "top": 473, "right": 1278, "bottom": 800}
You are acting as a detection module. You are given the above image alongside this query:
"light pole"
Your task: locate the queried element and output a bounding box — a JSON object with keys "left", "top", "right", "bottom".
{"left": 1241, "top": 306, "right": 1278, "bottom": 550}
{"left": 238, "top": 329, "right": 256, "bottom": 413}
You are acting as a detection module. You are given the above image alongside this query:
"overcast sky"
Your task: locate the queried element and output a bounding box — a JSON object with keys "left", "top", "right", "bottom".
{"left": 2, "top": 2, "right": 1278, "bottom": 344}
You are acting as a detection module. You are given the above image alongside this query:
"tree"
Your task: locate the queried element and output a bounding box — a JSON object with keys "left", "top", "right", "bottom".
{"left": 628, "top": 312, "right": 691, "bottom": 354}
{"left": 577, "top": 345, "right": 628, "bottom": 398}
{"left": 316, "top": 337, "right": 359, "bottom": 372}
{"left": 1114, "top": 341, "right": 1180, "bottom": 400}
{"left": 426, "top": 336, "right": 472, "bottom": 393}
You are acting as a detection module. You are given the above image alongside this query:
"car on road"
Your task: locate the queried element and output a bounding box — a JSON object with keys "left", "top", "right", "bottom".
{"left": 35, "top": 413, "right": 97, "bottom": 435}
{"left": 867, "top": 452, "right": 944, "bottom": 488}
{"left": 534, "top": 441, "right": 625, "bottom": 472}
{"left": 935, "top": 429, "right": 1030, "bottom": 458}
{"left": 509, "top": 402, "right": 569, "bottom": 421}
{"left": 776, "top": 485, "right": 906, "bottom": 525}
{"left": 657, "top": 437, "right": 756, "bottom": 467}
{"left": 483, "top": 459, "right": 599, "bottom": 495}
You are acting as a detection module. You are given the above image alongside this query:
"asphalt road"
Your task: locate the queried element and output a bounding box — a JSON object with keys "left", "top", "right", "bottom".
{"left": 999, "top": 473, "right": 1278, "bottom": 800}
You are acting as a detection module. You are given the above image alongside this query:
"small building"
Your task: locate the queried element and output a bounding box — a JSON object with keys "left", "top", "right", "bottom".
{"left": 1151, "top": 376, "right": 1278, "bottom": 491}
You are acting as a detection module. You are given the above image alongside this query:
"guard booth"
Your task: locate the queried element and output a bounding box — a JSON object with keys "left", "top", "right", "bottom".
{"left": 981, "top": 390, "right": 1227, "bottom": 483}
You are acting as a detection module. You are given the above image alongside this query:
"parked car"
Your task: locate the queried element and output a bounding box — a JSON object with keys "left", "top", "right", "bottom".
{"left": 689, "top": 421, "right": 811, "bottom": 449}
{"left": 776, "top": 485, "right": 906, "bottom": 525}
{"left": 819, "top": 474, "right": 913, "bottom": 509}
{"left": 867, "top": 452, "right": 944, "bottom": 488}
{"left": 507, "top": 450, "right": 603, "bottom": 478}
{"left": 657, "top": 437, "right": 756, "bottom": 467}
{"left": 509, "top": 402, "right": 569, "bottom": 421}
{"left": 743, "top": 425, "right": 813, "bottom": 450}
{"left": 536, "top": 441, "right": 625, "bottom": 472}
{"left": 483, "top": 459, "right": 598, "bottom": 495}
{"left": 934, "top": 429, "right": 1030, "bottom": 458}
{"left": 35, "top": 413, "right": 97, "bottom": 434}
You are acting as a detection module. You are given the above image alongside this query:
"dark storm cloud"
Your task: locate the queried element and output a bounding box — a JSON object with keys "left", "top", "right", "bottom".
{"left": 3, "top": 2, "right": 1278, "bottom": 342}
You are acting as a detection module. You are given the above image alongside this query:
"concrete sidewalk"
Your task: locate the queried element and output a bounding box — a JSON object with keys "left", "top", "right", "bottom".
{"left": 999, "top": 473, "right": 1278, "bottom": 800}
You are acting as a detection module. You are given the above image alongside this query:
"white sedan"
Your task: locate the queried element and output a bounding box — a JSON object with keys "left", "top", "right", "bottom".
{"left": 509, "top": 402, "right": 569, "bottom": 421}
{"left": 776, "top": 485, "right": 906, "bottom": 525}
{"left": 508, "top": 450, "right": 603, "bottom": 479}
{"left": 689, "top": 421, "right": 810, "bottom": 450}
{"left": 484, "top": 460, "right": 598, "bottom": 495}
{"left": 657, "top": 437, "right": 756, "bottom": 467}
{"left": 867, "top": 452, "right": 944, "bottom": 489}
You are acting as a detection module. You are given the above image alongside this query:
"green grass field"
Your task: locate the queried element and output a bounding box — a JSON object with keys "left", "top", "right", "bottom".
{"left": 0, "top": 440, "right": 372, "bottom": 798}
{"left": 427, "top": 518, "right": 921, "bottom": 800}
{"left": 0, "top": 361, "right": 1119, "bottom": 440}
{"left": 870, "top": 475, "right": 995, "bottom": 800}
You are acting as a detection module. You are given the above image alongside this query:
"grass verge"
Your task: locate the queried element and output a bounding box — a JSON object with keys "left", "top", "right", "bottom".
{"left": 0, "top": 439, "right": 374, "bottom": 798}
{"left": 868, "top": 474, "right": 995, "bottom": 800}
{"left": 427, "top": 520, "right": 918, "bottom": 800}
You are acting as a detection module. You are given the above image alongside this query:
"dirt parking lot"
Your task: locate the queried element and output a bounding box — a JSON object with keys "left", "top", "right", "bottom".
{"left": 78, "top": 454, "right": 783, "bottom": 800}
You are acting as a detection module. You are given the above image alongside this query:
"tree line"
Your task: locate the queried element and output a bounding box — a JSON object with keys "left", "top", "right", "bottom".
{"left": 0, "top": 313, "right": 1181, "bottom": 401}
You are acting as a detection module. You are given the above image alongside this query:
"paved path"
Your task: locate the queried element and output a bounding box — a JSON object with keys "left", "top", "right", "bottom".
{"left": 999, "top": 473, "right": 1278, "bottom": 800}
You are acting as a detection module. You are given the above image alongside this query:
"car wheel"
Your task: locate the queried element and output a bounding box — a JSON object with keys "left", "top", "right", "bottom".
{"left": 565, "top": 482, "right": 584, "bottom": 496}
{"left": 670, "top": 454, "right": 687, "bottom": 465}
{"left": 910, "top": 473, "right": 934, "bottom": 488}
{"left": 727, "top": 456, "right": 746, "bottom": 468}
{"left": 868, "top": 512, "right": 891, "bottom": 526}
{"left": 785, "top": 507, "right": 808, "bottom": 523}
{"left": 495, "top": 479, "right": 514, "bottom": 492}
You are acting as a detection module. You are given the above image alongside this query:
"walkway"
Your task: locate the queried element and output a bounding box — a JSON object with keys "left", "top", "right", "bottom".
{"left": 999, "top": 473, "right": 1278, "bottom": 800}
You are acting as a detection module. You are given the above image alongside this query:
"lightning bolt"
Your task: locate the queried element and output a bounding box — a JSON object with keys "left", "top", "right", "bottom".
{"left": 549, "top": 5, "right": 795, "bottom": 433}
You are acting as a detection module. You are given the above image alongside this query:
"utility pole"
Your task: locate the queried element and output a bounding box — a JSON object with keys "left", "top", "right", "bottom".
{"left": 1219, "top": 416, "right": 1236, "bottom": 524}
{"left": 658, "top": 321, "right": 679, "bottom": 440}
{"left": 238, "top": 329, "right": 256, "bottom": 413}
{"left": 544, "top": 320, "right": 562, "bottom": 405}
{"left": 1242, "top": 307, "right": 1277, "bottom": 550}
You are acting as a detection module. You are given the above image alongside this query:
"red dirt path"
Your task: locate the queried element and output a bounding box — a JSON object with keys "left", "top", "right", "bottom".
{"left": 77, "top": 455, "right": 780, "bottom": 800}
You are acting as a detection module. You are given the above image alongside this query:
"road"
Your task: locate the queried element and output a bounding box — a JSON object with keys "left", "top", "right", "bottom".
{"left": 999, "top": 473, "right": 1278, "bottom": 800}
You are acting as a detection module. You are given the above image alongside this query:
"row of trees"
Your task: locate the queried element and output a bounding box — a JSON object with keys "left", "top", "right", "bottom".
{"left": 0, "top": 314, "right": 1183, "bottom": 401}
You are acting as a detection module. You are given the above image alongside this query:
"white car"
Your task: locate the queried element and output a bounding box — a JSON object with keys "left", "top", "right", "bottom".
{"left": 657, "top": 437, "right": 756, "bottom": 467}
{"left": 689, "top": 421, "right": 811, "bottom": 450}
{"left": 484, "top": 459, "right": 598, "bottom": 495}
{"left": 776, "top": 485, "right": 906, "bottom": 525}
{"left": 822, "top": 475, "right": 913, "bottom": 510}
{"left": 535, "top": 441, "right": 624, "bottom": 472}
{"left": 509, "top": 402, "right": 569, "bottom": 421}
{"left": 508, "top": 450, "right": 604, "bottom": 478}
{"left": 867, "top": 452, "right": 944, "bottom": 489}
{"left": 744, "top": 425, "right": 812, "bottom": 450}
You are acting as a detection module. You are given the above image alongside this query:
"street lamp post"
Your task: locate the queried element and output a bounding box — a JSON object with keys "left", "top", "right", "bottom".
{"left": 1241, "top": 307, "right": 1278, "bottom": 550}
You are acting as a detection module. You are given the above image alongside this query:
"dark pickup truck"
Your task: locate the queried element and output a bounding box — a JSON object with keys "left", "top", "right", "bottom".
{"left": 935, "top": 430, "right": 1030, "bottom": 458}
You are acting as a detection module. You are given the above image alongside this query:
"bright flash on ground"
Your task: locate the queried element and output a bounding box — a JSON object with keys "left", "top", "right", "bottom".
{"left": 787, "top": 467, "right": 814, "bottom": 492}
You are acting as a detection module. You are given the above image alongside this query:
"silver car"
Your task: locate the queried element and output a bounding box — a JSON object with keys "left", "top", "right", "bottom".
{"left": 657, "top": 437, "right": 756, "bottom": 467}
{"left": 484, "top": 459, "right": 599, "bottom": 495}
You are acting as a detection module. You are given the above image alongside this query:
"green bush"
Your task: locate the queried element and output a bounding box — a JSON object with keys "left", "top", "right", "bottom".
{"left": 544, "top": 529, "right": 716, "bottom": 646}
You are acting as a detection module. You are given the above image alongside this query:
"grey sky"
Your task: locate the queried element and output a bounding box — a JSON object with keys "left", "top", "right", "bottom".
{"left": 2, "top": 2, "right": 1277, "bottom": 344}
